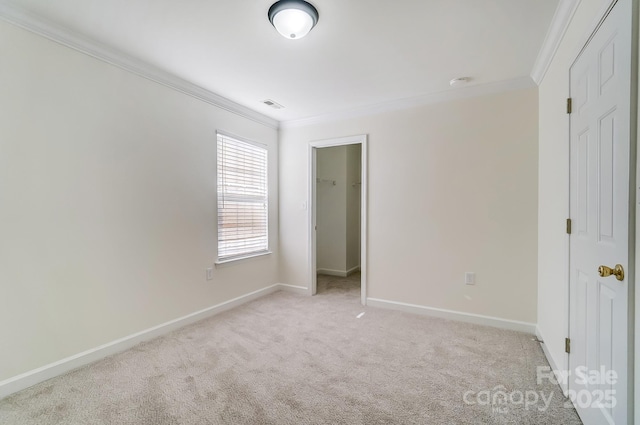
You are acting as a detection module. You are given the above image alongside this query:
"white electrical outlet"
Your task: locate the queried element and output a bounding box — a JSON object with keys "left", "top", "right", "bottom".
{"left": 206, "top": 267, "right": 213, "bottom": 281}
{"left": 465, "top": 272, "right": 476, "bottom": 285}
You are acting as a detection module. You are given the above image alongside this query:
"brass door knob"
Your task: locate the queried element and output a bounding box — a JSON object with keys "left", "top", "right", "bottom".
{"left": 598, "top": 264, "right": 624, "bottom": 281}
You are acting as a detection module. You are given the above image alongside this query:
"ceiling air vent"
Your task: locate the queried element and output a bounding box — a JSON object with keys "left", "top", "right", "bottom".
{"left": 261, "top": 99, "right": 285, "bottom": 109}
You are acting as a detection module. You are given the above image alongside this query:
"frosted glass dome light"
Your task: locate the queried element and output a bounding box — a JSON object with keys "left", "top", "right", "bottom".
{"left": 268, "top": 0, "right": 319, "bottom": 40}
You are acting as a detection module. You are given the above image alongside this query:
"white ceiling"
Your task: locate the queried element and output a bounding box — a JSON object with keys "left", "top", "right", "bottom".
{"left": 4, "top": 0, "right": 559, "bottom": 123}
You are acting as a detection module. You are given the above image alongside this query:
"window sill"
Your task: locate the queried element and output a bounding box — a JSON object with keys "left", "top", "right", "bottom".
{"left": 215, "top": 251, "right": 273, "bottom": 266}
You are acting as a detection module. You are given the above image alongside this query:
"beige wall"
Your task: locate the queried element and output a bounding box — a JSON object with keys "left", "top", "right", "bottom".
{"left": 537, "top": 0, "right": 627, "bottom": 375}
{"left": 346, "top": 144, "right": 362, "bottom": 272}
{"left": 315, "top": 144, "right": 361, "bottom": 274}
{"left": 637, "top": 1, "right": 640, "bottom": 417}
{"left": 280, "top": 88, "right": 539, "bottom": 323}
{"left": 0, "top": 21, "right": 279, "bottom": 381}
{"left": 316, "top": 146, "right": 348, "bottom": 272}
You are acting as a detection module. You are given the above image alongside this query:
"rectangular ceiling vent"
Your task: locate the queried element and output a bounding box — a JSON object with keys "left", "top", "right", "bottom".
{"left": 261, "top": 99, "right": 285, "bottom": 109}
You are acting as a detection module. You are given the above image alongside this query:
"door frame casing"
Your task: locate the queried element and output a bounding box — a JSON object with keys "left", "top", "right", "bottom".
{"left": 308, "top": 134, "right": 368, "bottom": 305}
{"left": 566, "top": 0, "right": 638, "bottom": 421}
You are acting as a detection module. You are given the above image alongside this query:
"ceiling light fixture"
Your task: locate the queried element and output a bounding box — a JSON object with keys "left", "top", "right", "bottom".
{"left": 268, "top": 0, "right": 319, "bottom": 40}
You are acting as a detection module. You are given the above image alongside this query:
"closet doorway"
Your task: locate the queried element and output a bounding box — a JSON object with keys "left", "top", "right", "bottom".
{"left": 308, "top": 135, "right": 367, "bottom": 305}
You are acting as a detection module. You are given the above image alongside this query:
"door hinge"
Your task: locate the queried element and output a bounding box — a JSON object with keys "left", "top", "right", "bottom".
{"left": 567, "top": 98, "right": 572, "bottom": 114}
{"left": 565, "top": 337, "right": 571, "bottom": 354}
{"left": 566, "top": 218, "right": 572, "bottom": 234}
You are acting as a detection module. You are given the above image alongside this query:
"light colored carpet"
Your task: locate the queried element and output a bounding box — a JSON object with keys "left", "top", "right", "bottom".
{"left": 0, "top": 273, "right": 582, "bottom": 424}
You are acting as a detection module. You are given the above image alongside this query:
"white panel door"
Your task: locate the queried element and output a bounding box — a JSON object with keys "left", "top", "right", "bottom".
{"left": 568, "top": 1, "right": 632, "bottom": 424}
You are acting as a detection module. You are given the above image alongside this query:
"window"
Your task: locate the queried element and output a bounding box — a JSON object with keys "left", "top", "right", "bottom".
{"left": 216, "top": 133, "right": 269, "bottom": 261}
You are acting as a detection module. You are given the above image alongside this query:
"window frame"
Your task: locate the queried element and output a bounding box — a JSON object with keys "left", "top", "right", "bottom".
{"left": 215, "top": 131, "right": 270, "bottom": 264}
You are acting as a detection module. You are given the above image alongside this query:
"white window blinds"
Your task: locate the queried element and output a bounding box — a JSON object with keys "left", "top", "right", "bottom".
{"left": 217, "top": 133, "right": 268, "bottom": 260}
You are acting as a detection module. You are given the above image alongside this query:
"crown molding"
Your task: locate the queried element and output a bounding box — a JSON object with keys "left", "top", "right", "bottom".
{"left": 0, "top": 1, "right": 279, "bottom": 130}
{"left": 530, "top": 0, "right": 581, "bottom": 85}
{"left": 1, "top": 0, "right": 575, "bottom": 131}
{"left": 280, "top": 76, "right": 537, "bottom": 129}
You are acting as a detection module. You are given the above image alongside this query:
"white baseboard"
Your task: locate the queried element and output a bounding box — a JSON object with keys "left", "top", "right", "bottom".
{"left": 535, "top": 326, "right": 568, "bottom": 395}
{"left": 277, "top": 283, "right": 308, "bottom": 295}
{"left": 346, "top": 266, "right": 361, "bottom": 276}
{"left": 317, "top": 265, "right": 360, "bottom": 277}
{"left": 366, "top": 298, "right": 536, "bottom": 334}
{"left": 0, "top": 284, "right": 283, "bottom": 400}
{"left": 317, "top": 268, "right": 346, "bottom": 277}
